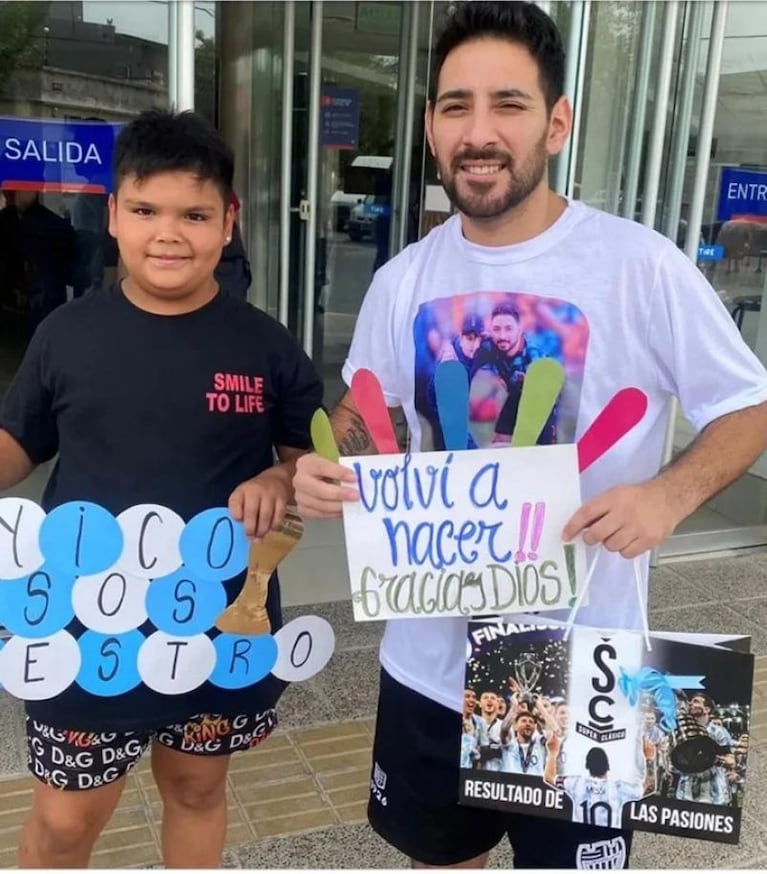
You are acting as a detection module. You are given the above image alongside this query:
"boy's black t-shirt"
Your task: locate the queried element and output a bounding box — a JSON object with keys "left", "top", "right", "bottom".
{"left": 0, "top": 283, "right": 323, "bottom": 731}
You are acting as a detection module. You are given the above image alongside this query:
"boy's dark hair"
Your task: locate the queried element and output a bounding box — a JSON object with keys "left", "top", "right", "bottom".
{"left": 113, "top": 109, "right": 234, "bottom": 205}
{"left": 430, "top": 2, "right": 565, "bottom": 111}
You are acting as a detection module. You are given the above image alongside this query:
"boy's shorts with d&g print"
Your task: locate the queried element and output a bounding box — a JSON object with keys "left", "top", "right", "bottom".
{"left": 26, "top": 709, "right": 277, "bottom": 791}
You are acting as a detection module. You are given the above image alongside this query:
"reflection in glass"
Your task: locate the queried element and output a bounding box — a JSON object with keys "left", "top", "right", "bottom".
{"left": 0, "top": 0, "right": 168, "bottom": 416}
{"left": 310, "top": 7, "right": 403, "bottom": 408}
{"left": 572, "top": 1, "right": 646, "bottom": 215}
{"left": 0, "top": 1, "right": 172, "bottom": 511}
{"left": 667, "top": 2, "right": 767, "bottom": 545}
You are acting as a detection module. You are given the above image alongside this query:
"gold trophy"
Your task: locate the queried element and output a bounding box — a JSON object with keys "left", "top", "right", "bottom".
{"left": 215, "top": 510, "right": 304, "bottom": 635}
{"left": 513, "top": 652, "right": 543, "bottom": 709}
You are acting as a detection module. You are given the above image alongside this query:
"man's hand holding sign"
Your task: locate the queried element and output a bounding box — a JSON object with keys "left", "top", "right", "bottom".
{"left": 562, "top": 383, "right": 767, "bottom": 558}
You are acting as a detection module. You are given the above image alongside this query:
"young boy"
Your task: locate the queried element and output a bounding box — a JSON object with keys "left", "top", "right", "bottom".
{"left": 0, "top": 110, "right": 323, "bottom": 868}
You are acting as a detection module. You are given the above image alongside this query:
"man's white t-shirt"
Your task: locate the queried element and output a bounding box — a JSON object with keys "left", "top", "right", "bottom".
{"left": 342, "top": 200, "right": 767, "bottom": 714}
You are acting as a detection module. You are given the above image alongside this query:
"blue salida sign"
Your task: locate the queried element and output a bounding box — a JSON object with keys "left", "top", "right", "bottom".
{"left": 717, "top": 166, "right": 767, "bottom": 222}
{"left": 0, "top": 117, "right": 122, "bottom": 193}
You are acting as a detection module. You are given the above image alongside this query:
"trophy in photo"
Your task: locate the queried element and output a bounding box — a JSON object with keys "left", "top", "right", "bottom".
{"left": 512, "top": 651, "right": 543, "bottom": 711}
{"left": 669, "top": 695, "right": 728, "bottom": 774}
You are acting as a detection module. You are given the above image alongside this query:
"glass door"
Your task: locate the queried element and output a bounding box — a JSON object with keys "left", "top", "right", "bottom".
{"left": 661, "top": 0, "right": 767, "bottom": 554}
{"left": 219, "top": 0, "right": 429, "bottom": 409}
{"left": 287, "top": 0, "right": 423, "bottom": 408}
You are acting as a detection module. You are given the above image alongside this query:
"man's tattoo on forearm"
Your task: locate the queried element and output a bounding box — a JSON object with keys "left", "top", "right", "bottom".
{"left": 337, "top": 414, "right": 373, "bottom": 456}
{"left": 336, "top": 401, "right": 358, "bottom": 417}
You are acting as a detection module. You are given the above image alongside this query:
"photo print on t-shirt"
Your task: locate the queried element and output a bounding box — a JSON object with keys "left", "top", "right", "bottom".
{"left": 413, "top": 292, "right": 589, "bottom": 451}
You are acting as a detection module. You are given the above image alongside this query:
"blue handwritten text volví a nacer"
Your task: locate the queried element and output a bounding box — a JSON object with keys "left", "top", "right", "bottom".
{"left": 354, "top": 452, "right": 456, "bottom": 513}
{"left": 382, "top": 519, "right": 513, "bottom": 569}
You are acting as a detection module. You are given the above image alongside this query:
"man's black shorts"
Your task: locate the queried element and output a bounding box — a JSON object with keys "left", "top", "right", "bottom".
{"left": 26, "top": 709, "right": 277, "bottom": 791}
{"left": 367, "top": 670, "right": 633, "bottom": 869}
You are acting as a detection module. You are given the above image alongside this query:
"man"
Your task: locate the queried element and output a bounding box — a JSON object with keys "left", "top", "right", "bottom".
{"left": 710, "top": 710, "right": 727, "bottom": 731}
{"left": 730, "top": 732, "right": 749, "bottom": 807}
{"left": 293, "top": 2, "right": 767, "bottom": 867}
{"left": 642, "top": 710, "right": 664, "bottom": 747}
{"left": 641, "top": 709, "right": 668, "bottom": 794}
{"left": 431, "top": 312, "right": 485, "bottom": 448}
{"left": 464, "top": 687, "right": 478, "bottom": 716}
{"left": 552, "top": 700, "right": 571, "bottom": 777}
{"left": 214, "top": 192, "right": 252, "bottom": 300}
{"left": 545, "top": 743, "right": 645, "bottom": 830}
{"left": 0, "top": 188, "right": 76, "bottom": 335}
{"left": 675, "top": 694, "right": 734, "bottom": 805}
{"left": 476, "top": 691, "right": 504, "bottom": 771}
{"left": 461, "top": 689, "right": 481, "bottom": 769}
{"left": 471, "top": 302, "right": 554, "bottom": 444}
{"left": 495, "top": 696, "right": 508, "bottom": 720}
{"left": 472, "top": 305, "right": 529, "bottom": 429}
{"left": 441, "top": 312, "right": 485, "bottom": 373}
{"left": 71, "top": 190, "right": 107, "bottom": 297}
{"left": 500, "top": 711, "right": 548, "bottom": 776}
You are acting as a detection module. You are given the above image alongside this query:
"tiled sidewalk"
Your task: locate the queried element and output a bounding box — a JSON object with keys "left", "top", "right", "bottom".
{"left": 0, "top": 719, "right": 377, "bottom": 869}
{"left": 2, "top": 554, "right": 767, "bottom": 868}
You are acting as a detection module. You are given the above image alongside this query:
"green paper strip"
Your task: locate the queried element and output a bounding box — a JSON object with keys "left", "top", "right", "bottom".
{"left": 511, "top": 358, "right": 566, "bottom": 448}
{"left": 311, "top": 408, "right": 340, "bottom": 463}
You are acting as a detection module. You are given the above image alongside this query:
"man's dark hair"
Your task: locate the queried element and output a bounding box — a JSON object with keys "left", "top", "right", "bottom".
{"left": 430, "top": 2, "right": 565, "bottom": 111}
{"left": 113, "top": 109, "right": 234, "bottom": 205}
{"left": 585, "top": 747, "right": 609, "bottom": 778}
{"left": 691, "top": 693, "right": 715, "bottom": 711}
{"left": 491, "top": 302, "right": 520, "bottom": 321}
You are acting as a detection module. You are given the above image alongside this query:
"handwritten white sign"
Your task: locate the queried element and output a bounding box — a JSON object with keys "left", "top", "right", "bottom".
{"left": 341, "top": 445, "right": 587, "bottom": 621}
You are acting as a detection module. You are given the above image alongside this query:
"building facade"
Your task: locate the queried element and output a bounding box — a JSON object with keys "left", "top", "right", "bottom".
{"left": 1, "top": 0, "right": 766, "bottom": 559}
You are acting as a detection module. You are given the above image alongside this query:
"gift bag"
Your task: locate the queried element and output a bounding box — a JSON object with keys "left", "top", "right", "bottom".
{"left": 459, "top": 552, "right": 754, "bottom": 844}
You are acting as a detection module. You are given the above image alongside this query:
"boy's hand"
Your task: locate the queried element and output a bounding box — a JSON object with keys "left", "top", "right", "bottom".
{"left": 293, "top": 453, "right": 359, "bottom": 519}
{"left": 0, "top": 430, "right": 35, "bottom": 491}
{"left": 228, "top": 467, "right": 291, "bottom": 541}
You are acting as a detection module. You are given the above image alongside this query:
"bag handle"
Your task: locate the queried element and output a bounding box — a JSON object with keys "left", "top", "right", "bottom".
{"left": 563, "top": 547, "right": 652, "bottom": 652}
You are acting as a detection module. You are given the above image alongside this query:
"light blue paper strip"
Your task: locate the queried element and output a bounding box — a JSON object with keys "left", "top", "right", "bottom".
{"left": 664, "top": 675, "right": 705, "bottom": 690}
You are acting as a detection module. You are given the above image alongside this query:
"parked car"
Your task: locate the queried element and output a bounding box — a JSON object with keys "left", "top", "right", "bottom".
{"left": 347, "top": 193, "right": 391, "bottom": 241}
{"left": 330, "top": 190, "right": 364, "bottom": 232}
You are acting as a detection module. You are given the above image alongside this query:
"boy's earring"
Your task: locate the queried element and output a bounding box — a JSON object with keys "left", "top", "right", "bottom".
{"left": 225, "top": 235, "right": 231, "bottom": 244}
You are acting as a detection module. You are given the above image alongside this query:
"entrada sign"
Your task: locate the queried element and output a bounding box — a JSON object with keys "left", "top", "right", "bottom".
{"left": 716, "top": 166, "right": 767, "bottom": 222}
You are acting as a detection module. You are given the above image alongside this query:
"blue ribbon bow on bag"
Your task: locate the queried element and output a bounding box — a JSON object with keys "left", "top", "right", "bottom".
{"left": 618, "top": 667, "right": 682, "bottom": 733}
{"left": 564, "top": 549, "right": 706, "bottom": 736}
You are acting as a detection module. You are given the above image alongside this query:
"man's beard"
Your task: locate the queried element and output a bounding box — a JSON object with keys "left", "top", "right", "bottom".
{"left": 439, "top": 134, "right": 548, "bottom": 220}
